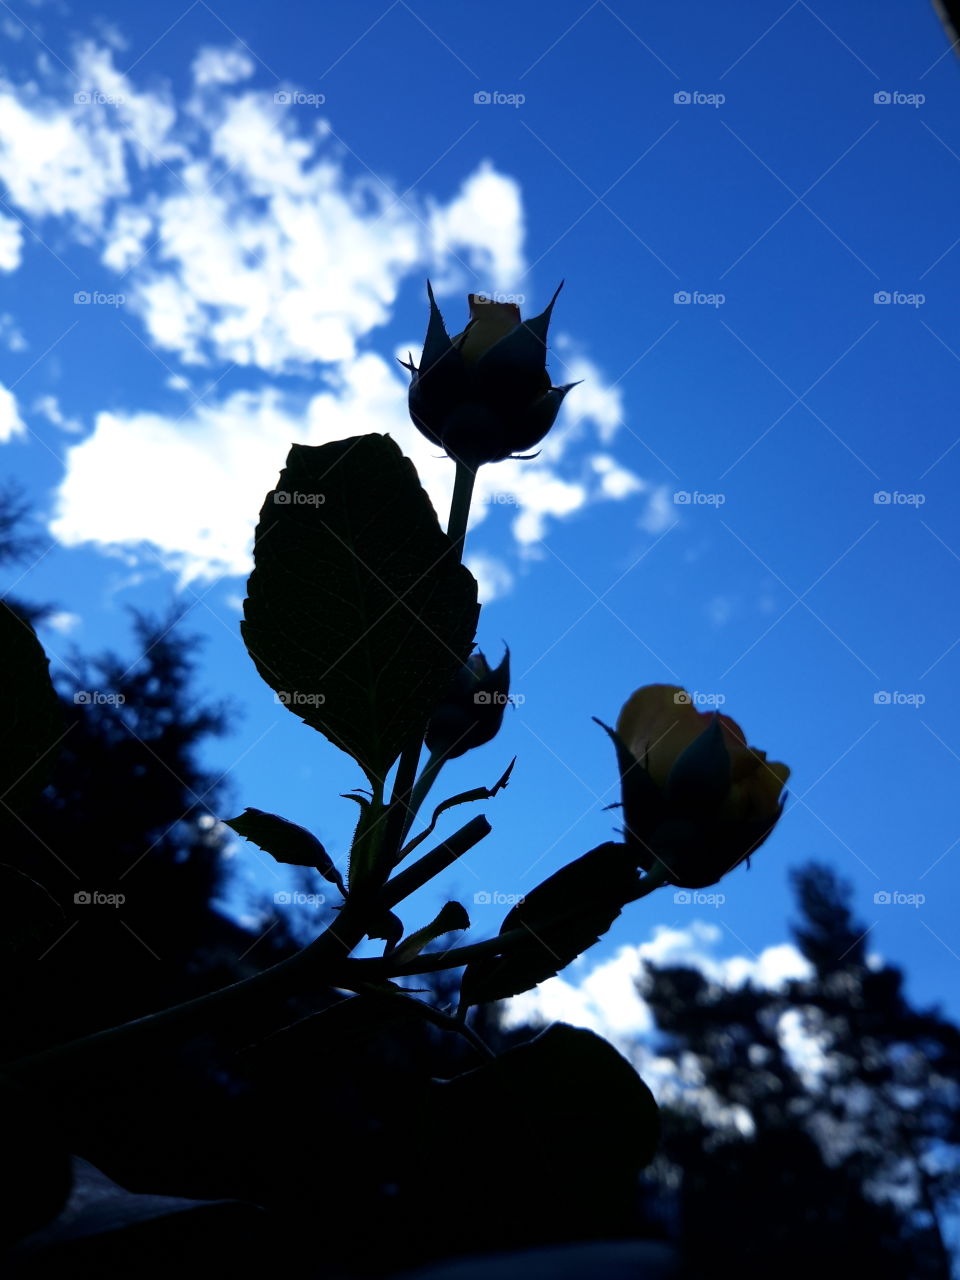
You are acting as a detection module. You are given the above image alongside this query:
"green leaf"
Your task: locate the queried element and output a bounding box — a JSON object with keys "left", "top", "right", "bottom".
{"left": 394, "top": 900, "right": 470, "bottom": 963}
{"left": 0, "top": 602, "right": 64, "bottom": 810}
{"left": 241, "top": 435, "right": 479, "bottom": 785}
{"left": 223, "top": 807, "right": 345, "bottom": 894}
{"left": 460, "top": 842, "right": 642, "bottom": 1006}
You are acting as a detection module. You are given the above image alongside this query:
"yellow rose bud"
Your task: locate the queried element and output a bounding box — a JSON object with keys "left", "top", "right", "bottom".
{"left": 603, "top": 684, "right": 790, "bottom": 889}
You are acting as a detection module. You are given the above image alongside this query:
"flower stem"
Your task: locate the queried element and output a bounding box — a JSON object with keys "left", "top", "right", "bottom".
{"left": 399, "top": 747, "right": 447, "bottom": 847}
{"left": 385, "top": 460, "right": 479, "bottom": 860}
{"left": 447, "top": 460, "right": 477, "bottom": 559}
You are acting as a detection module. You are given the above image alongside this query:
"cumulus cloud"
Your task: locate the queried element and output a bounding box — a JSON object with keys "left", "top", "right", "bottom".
{"left": 0, "top": 313, "right": 26, "bottom": 351}
{"left": 0, "top": 383, "right": 24, "bottom": 441}
{"left": 0, "top": 40, "right": 656, "bottom": 582}
{"left": 503, "top": 922, "right": 813, "bottom": 1049}
{"left": 191, "top": 46, "right": 256, "bottom": 88}
{"left": 464, "top": 552, "right": 515, "bottom": 603}
{"left": 0, "top": 88, "right": 127, "bottom": 226}
{"left": 0, "top": 44, "right": 180, "bottom": 231}
{"left": 50, "top": 350, "right": 652, "bottom": 584}
{"left": 427, "top": 161, "right": 526, "bottom": 292}
{"left": 0, "top": 213, "right": 23, "bottom": 271}
{"left": 33, "top": 394, "right": 82, "bottom": 434}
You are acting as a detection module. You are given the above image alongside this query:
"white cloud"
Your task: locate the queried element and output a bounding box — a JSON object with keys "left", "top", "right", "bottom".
{"left": 0, "top": 87, "right": 127, "bottom": 226}
{"left": 464, "top": 552, "right": 514, "bottom": 603}
{"left": 639, "top": 484, "right": 675, "bottom": 535}
{"left": 509, "top": 945, "right": 657, "bottom": 1041}
{"left": 43, "top": 610, "right": 81, "bottom": 635}
{"left": 549, "top": 347, "right": 624, "bottom": 444}
{"left": 124, "top": 91, "right": 425, "bottom": 369}
{"left": 192, "top": 47, "right": 256, "bottom": 88}
{"left": 0, "top": 44, "right": 654, "bottom": 582}
{"left": 51, "top": 352, "right": 653, "bottom": 584}
{"left": 73, "top": 42, "right": 180, "bottom": 167}
{"left": 0, "top": 382, "right": 24, "bottom": 441}
{"left": 509, "top": 472, "right": 587, "bottom": 544}
{"left": 0, "top": 213, "right": 23, "bottom": 271}
{"left": 589, "top": 453, "right": 644, "bottom": 500}
{"left": 0, "top": 312, "right": 27, "bottom": 351}
{"left": 50, "top": 386, "right": 304, "bottom": 582}
{"left": 778, "top": 1007, "right": 830, "bottom": 1087}
{"left": 102, "top": 206, "right": 153, "bottom": 273}
{"left": 33, "top": 394, "right": 82, "bottom": 433}
{"left": 503, "top": 923, "right": 813, "bottom": 1050}
{"left": 427, "top": 161, "right": 525, "bottom": 292}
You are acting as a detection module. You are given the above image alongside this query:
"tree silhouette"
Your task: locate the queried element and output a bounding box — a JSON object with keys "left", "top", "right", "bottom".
{"left": 640, "top": 862, "right": 959, "bottom": 1278}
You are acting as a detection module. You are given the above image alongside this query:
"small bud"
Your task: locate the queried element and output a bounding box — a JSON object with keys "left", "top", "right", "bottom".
{"left": 401, "top": 285, "right": 578, "bottom": 469}
{"left": 425, "top": 646, "right": 511, "bottom": 759}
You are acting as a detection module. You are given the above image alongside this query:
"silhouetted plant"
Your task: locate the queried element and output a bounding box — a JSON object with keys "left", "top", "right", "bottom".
{"left": 0, "top": 287, "right": 794, "bottom": 1273}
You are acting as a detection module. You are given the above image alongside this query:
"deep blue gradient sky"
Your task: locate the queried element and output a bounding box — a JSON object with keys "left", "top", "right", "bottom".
{"left": 1, "top": 0, "right": 959, "bottom": 1026}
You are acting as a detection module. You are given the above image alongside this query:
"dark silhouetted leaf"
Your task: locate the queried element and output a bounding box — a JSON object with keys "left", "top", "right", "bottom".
{"left": 433, "top": 1021, "right": 660, "bottom": 1172}
{"left": 394, "top": 900, "right": 470, "bottom": 963}
{"left": 460, "top": 842, "right": 642, "bottom": 1005}
{"left": 224, "top": 807, "right": 344, "bottom": 894}
{"left": 241, "top": 436, "right": 479, "bottom": 784}
{"left": 0, "top": 601, "right": 64, "bottom": 809}
{"left": 398, "top": 757, "right": 515, "bottom": 861}
{"left": 368, "top": 907, "right": 405, "bottom": 950}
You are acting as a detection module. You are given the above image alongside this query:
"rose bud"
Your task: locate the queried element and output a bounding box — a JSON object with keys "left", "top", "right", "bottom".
{"left": 425, "top": 646, "right": 511, "bottom": 760}
{"left": 401, "top": 285, "right": 578, "bottom": 469}
{"left": 599, "top": 684, "right": 790, "bottom": 890}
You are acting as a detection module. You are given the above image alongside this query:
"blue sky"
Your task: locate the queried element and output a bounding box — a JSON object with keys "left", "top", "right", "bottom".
{"left": 1, "top": 0, "right": 959, "bottom": 1038}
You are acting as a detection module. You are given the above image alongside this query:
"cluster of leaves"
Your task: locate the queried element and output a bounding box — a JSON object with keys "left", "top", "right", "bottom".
{"left": 229, "top": 432, "right": 658, "bottom": 1019}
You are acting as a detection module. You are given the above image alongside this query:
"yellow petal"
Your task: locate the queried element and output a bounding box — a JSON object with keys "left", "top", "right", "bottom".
{"left": 453, "top": 296, "right": 521, "bottom": 364}
{"left": 616, "top": 685, "right": 712, "bottom": 788}
{"left": 724, "top": 758, "right": 790, "bottom": 822}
